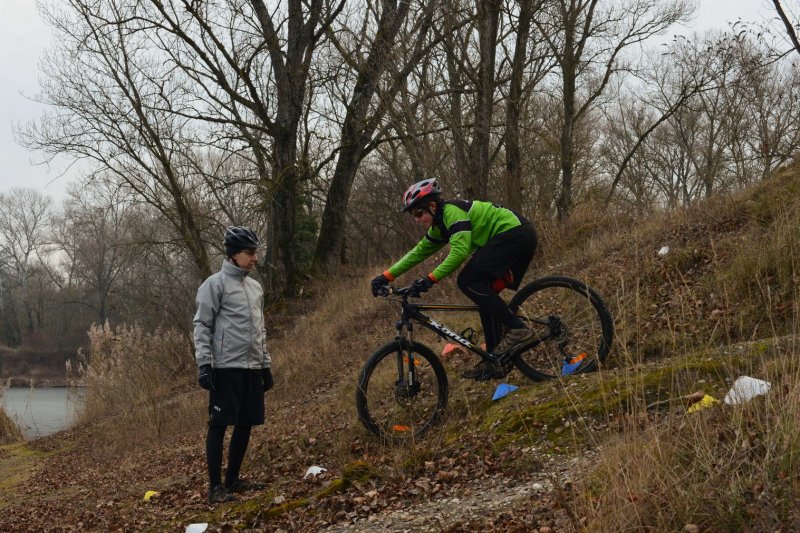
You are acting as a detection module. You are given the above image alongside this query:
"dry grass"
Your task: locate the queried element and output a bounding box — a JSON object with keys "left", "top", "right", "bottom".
{"left": 558, "top": 162, "right": 800, "bottom": 530}
{"left": 73, "top": 322, "right": 201, "bottom": 450}
{"left": 0, "top": 386, "right": 23, "bottom": 444}
{"left": 0, "top": 408, "right": 23, "bottom": 445}
{"left": 576, "top": 339, "right": 800, "bottom": 531}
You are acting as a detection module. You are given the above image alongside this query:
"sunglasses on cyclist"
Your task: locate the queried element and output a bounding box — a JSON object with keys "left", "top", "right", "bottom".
{"left": 411, "top": 208, "right": 426, "bottom": 219}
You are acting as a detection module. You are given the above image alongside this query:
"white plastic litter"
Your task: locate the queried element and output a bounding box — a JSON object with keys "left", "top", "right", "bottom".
{"left": 658, "top": 246, "right": 670, "bottom": 256}
{"left": 185, "top": 524, "right": 209, "bottom": 533}
{"left": 723, "top": 376, "right": 772, "bottom": 405}
{"left": 304, "top": 465, "right": 328, "bottom": 479}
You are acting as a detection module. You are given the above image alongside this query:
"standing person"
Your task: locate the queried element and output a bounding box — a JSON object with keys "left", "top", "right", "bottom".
{"left": 370, "top": 178, "right": 538, "bottom": 381}
{"left": 193, "top": 226, "right": 274, "bottom": 504}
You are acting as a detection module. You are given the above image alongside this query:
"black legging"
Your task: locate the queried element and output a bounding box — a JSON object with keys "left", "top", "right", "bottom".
{"left": 206, "top": 424, "right": 252, "bottom": 488}
{"left": 457, "top": 275, "right": 525, "bottom": 352}
{"left": 456, "top": 223, "right": 537, "bottom": 352}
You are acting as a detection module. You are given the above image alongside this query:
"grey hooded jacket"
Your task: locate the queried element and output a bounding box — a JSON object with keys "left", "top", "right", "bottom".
{"left": 193, "top": 260, "right": 271, "bottom": 369}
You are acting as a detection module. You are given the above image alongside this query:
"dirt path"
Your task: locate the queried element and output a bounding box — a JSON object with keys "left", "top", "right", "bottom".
{"left": 320, "top": 455, "right": 587, "bottom": 533}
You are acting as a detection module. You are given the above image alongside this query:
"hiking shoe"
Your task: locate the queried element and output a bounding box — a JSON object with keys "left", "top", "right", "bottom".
{"left": 226, "top": 478, "right": 267, "bottom": 493}
{"left": 493, "top": 328, "right": 534, "bottom": 356}
{"left": 208, "top": 484, "right": 236, "bottom": 504}
{"left": 461, "top": 361, "right": 508, "bottom": 381}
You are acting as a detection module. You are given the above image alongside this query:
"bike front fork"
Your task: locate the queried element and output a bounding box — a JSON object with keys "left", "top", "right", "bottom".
{"left": 395, "top": 320, "right": 420, "bottom": 400}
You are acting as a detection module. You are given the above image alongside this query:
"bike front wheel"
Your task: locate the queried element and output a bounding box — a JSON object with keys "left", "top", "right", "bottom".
{"left": 509, "top": 276, "right": 614, "bottom": 381}
{"left": 356, "top": 340, "right": 448, "bottom": 443}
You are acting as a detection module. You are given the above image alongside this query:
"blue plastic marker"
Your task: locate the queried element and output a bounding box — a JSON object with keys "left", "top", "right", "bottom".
{"left": 492, "top": 383, "right": 519, "bottom": 401}
{"left": 561, "top": 353, "right": 587, "bottom": 376}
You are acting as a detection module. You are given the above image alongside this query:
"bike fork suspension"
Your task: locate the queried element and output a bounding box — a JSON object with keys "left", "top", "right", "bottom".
{"left": 395, "top": 319, "right": 417, "bottom": 388}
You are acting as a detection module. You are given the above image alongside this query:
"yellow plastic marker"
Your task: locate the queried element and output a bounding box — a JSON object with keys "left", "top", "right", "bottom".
{"left": 143, "top": 490, "right": 160, "bottom": 502}
{"left": 687, "top": 395, "right": 720, "bottom": 414}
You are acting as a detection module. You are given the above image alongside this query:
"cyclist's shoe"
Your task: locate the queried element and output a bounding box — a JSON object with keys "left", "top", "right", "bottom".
{"left": 461, "top": 361, "right": 508, "bottom": 381}
{"left": 226, "top": 478, "right": 267, "bottom": 493}
{"left": 493, "top": 328, "right": 535, "bottom": 356}
{"left": 208, "top": 484, "right": 236, "bottom": 504}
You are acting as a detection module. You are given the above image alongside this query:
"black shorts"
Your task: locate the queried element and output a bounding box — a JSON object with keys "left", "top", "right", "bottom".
{"left": 208, "top": 368, "right": 265, "bottom": 427}
{"left": 458, "top": 223, "right": 538, "bottom": 290}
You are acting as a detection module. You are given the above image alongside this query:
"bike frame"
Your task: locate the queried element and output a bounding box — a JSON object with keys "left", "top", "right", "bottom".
{"left": 393, "top": 293, "right": 554, "bottom": 367}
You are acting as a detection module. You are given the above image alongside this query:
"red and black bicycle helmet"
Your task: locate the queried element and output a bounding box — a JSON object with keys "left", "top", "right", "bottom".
{"left": 401, "top": 178, "right": 442, "bottom": 212}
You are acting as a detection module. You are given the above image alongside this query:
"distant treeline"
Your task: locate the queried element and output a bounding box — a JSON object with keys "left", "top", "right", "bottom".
{"left": 0, "top": 350, "right": 79, "bottom": 387}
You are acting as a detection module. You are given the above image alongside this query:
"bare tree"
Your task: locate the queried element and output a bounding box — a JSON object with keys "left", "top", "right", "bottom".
{"left": 604, "top": 35, "right": 722, "bottom": 205}
{"left": 55, "top": 182, "right": 140, "bottom": 324}
{"left": 772, "top": 0, "right": 800, "bottom": 55}
{"left": 21, "top": 0, "right": 213, "bottom": 279}
{"left": 0, "top": 188, "right": 52, "bottom": 338}
{"left": 465, "top": 0, "right": 502, "bottom": 198}
{"left": 534, "top": 0, "right": 694, "bottom": 220}
{"left": 313, "top": 0, "right": 440, "bottom": 271}
{"left": 430, "top": 0, "right": 503, "bottom": 198}
{"left": 145, "top": 0, "right": 345, "bottom": 295}
{"left": 731, "top": 33, "right": 800, "bottom": 181}
{"left": 502, "top": 0, "right": 553, "bottom": 212}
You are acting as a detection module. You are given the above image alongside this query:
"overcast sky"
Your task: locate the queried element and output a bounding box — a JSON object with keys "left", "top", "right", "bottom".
{"left": 0, "top": 0, "right": 781, "bottom": 204}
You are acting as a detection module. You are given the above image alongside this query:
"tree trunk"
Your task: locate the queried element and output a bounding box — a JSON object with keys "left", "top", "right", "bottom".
{"left": 504, "top": 0, "right": 533, "bottom": 212}
{"left": 465, "top": 0, "right": 500, "bottom": 199}
{"left": 558, "top": 66, "right": 577, "bottom": 221}
{"left": 269, "top": 134, "right": 301, "bottom": 295}
{"left": 313, "top": 0, "right": 414, "bottom": 271}
{"left": 314, "top": 144, "right": 364, "bottom": 272}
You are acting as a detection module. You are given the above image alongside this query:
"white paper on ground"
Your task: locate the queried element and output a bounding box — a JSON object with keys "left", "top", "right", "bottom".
{"left": 185, "top": 524, "right": 209, "bottom": 533}
{"left": 723, "top": 376, "right": 771, "bottom": 405}
{"left": 304, "top": 465, "right": 328, "bottom": 479}
{"left": 658, "top": 246, "right": 670, "bottom": 256}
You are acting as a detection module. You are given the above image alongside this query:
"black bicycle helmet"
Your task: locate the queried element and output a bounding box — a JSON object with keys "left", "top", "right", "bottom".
{"left": 224, "top": 226, "right": 260, "bottom": 257}
{"left": 401, "top": 178, "right": 442, "bottom": 212}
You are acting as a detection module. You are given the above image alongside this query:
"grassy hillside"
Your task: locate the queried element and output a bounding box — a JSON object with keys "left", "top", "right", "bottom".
{"left": 2, "top": 161, "right": 800, "bottom": 531}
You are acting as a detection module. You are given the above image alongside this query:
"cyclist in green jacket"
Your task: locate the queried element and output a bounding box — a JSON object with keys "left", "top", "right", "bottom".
{"left": 371, "top": 178, "right": 538, "bottom": 380}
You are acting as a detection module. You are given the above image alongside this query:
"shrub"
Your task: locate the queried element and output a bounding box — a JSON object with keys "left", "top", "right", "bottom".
{"left": 0, "top": 387, "right": 23, "bottom": 444}
{"left": 75, "top": 322, "right": 199, "bottom": 445}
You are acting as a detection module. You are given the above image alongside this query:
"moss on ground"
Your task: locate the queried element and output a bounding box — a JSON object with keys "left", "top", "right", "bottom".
{"left": 177, "top": 460, "right": 382, "bottom": 530}
{"left": 0, "top": 442, "right": 68, "bottom": 507}
{"left": 466, "top": 347, "right": 755, "bottom": 453}
{"left": 315, "top": 460, "right": 381, "bottom": 498}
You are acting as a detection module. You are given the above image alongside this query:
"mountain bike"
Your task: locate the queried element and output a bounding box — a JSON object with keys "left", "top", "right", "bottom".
{"left": 355, "top": 275, "right": 614, "bottom": 442}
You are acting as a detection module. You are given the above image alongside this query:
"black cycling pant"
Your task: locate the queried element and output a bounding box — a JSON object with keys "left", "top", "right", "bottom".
{"left": 456, "top": 223, "right": 538, "bottom": 352}
{"left": 206, "top": 424, "right": 252, "bottom": 488}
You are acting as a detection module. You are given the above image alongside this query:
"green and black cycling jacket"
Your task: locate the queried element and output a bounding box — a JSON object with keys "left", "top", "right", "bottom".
{"left": 384, "top": 200, "right": 523, "bottom": 282}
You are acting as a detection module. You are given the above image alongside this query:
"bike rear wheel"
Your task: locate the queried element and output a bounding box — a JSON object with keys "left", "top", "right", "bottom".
{"left": 356, "top": 340, "right": 448, "bottom": 443}
{"left": 509, "top": 276, "right": 613, "bottom": 381}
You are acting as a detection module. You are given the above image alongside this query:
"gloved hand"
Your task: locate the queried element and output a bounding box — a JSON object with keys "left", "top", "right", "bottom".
{"left": 261, "top": 367, "right": 274, "bottom": 392}
{"left": 410, "top": 276, "right": 435, "bottom": 297}
{"left": 371, "top": 273, "right": 390, "bottom": 297}
{"left": 198, "top": 364, "right": 214, "bottom": 391}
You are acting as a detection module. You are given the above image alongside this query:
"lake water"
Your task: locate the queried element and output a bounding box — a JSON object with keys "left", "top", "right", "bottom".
{"left": 1, "top": 387, "right": 85, "bottom": 439}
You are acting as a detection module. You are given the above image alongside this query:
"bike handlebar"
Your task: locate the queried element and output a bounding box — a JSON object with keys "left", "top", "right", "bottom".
{"left": 378, "top": 285, "right": 416, "bottom": 298}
